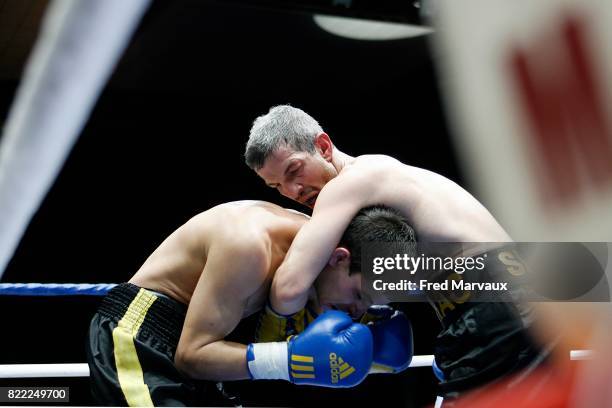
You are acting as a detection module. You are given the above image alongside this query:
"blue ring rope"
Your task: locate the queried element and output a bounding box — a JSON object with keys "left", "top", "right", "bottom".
{"left": 0, "top": 283, "right": 117, "bottom": 296}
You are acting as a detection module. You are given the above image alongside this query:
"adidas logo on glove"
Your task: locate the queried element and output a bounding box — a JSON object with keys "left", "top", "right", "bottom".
{"left": 246, "top": 308, "right": 413, "bottom": 387}
{"left": 246, "top": 310, "right": 373, "bottom": 388}
{"left": 329, "top": 352, "right": 355, "bottom": 383}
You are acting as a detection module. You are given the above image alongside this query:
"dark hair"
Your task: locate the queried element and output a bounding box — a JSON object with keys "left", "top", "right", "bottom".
{"left": 339, "top": 206, "right": 417, "bottom": 274}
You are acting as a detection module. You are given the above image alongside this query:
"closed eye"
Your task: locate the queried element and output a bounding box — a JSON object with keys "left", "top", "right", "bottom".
{"left": 287, "top": 165, "right": 301, "bottom": 178}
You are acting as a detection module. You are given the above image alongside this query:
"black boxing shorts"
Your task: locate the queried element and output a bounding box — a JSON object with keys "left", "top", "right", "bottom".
{"left": 427, "top": 245, "right": 549, "bottom": 399}
{"left": 86, "top": 283, "right": 222, "bottom": 406}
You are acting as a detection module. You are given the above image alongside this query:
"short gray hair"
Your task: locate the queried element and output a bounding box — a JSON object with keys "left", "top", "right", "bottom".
{"left": 245, "top": 105, "right": 324, "bottom": 170}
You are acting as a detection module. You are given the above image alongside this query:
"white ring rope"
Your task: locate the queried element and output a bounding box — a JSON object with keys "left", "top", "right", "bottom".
{"left": 0, "top": 364, "right": 89, "bottom": 379}
{"left": 0, "top": 0, "right": 151, "bottom": 278}
{"left": 0, "top": 351, "right": 592, "bottom": 378}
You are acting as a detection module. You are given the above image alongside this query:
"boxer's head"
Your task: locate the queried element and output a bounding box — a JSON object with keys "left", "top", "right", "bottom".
{"left": 315, "top": 206, "right": 416, "bottom": 319}
{"left": 245, "top": 105, "right": 338, "bottom": 208}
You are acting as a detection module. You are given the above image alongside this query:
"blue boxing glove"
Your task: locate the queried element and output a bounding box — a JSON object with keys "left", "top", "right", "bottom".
{"left": 361, "top": 305, "right": 413, "bottom": 374}
{"left": 246, "top": 310, "right": 373, "bottom": 387}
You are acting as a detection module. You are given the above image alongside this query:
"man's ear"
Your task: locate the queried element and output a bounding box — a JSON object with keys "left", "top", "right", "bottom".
{"left": 329, "top": 247, "right": 350, "bottom": 267}
{"left": 314, "top": 133, "right": 333, "bottom": 161}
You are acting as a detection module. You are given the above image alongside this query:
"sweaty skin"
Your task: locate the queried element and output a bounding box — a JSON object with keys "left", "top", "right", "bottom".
{"left": 129, "top": 201, "right": 308, "bottom": 381}
{"left": 257, "top": 138, "right": 511, "bottom": 315}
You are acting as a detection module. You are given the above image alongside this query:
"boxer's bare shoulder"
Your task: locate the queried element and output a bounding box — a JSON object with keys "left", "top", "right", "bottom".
{"left": 325, "top": 154, "right": 510, "bottom": 243}
{"left": 130, "top": 201, "right": 306, "bottom": 305}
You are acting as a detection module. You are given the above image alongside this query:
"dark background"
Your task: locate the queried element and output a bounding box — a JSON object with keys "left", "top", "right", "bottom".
{"left": 0, "top": 0, "right": 465, "bottom": 406}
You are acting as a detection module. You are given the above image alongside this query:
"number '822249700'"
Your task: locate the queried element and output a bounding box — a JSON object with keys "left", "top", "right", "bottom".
{"left": 0, "top": 387, "right": 68, "bottom": 402}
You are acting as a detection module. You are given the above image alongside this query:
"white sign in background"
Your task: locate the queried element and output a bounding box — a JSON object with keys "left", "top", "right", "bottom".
{"left": 434, "top": 0, "right": 612, "bottom": 241}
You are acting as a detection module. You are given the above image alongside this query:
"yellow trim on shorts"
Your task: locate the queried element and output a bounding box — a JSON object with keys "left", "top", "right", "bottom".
{"left": 112, "top": 289, "right": 157, "bottom": 407}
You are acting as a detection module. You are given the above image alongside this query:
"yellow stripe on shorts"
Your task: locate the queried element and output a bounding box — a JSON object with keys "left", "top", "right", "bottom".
{"left": 112, "top": 289, "right": 157, "bottom": 407}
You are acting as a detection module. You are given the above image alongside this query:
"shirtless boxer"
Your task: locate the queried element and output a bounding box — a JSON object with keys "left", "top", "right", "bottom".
{"left": 86, "top": 201, "right": 412, "bottom": 406}
{"left": 245, "top": 105, "right": 545, "bottom": 399}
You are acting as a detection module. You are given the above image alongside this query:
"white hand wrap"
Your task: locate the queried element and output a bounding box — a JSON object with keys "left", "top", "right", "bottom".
{"left": 247, "top": 342, "right": 290, "bottom": 381}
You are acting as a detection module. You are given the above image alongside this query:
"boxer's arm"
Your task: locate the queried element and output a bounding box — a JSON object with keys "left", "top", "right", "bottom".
{"left": 175, "top": 240, "right": 268, "bottom": 381}
{"left": 270, "top": 174, "right": 375, "bottom": 315}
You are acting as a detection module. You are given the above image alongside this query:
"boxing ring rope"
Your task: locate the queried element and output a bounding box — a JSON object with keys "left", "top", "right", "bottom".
{"left": 0, "top": 364, "right": 89, "bottom": 379}
{"left": 0, "top": 282, "right": 117, "bottom": 296}
{"left": 0, "top": 283, "right": 593, "bottom": 379}
{"left": 0, "top": 0, "right": 151, "bottom": 280}
{"left": 0, "top": 357, "right": 445, "bottom": 379}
